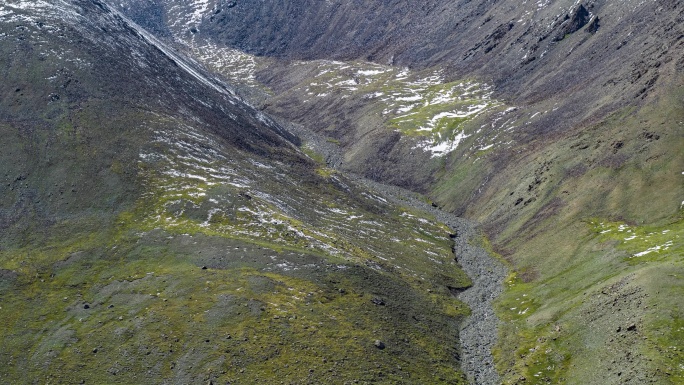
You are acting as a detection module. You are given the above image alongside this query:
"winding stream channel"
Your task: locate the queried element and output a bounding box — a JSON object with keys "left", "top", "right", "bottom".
{"left": 108, "top": 7, "right": 510, "bottom": 378}
{"left": 279, "top": 116, "right": 508, "bottom": 384}
{"left": 282, "top": 112, "right": 508, "bottom": 382}
{"left": 352, "top": 176, "right": 508, "bottom": 385}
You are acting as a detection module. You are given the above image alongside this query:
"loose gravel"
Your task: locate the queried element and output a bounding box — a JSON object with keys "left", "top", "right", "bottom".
{"left": 351, "top": 176, "right": 507, "bottom": 385}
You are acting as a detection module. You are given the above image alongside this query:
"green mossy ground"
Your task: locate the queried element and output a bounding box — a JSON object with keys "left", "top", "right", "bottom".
{"left": 0, "top": 191, "right": 471, "bottom": 384}
{"left": 187, "top": 45, "right": 684, "bottom": 384}
{"left": 0, "top": 14, "right": 474, "bottom": 383}
{"left": 432, "top": 85, "right": 684, "bottom": 384}
{"left": 0, "top": 104, "right": 472, "bottom": 384}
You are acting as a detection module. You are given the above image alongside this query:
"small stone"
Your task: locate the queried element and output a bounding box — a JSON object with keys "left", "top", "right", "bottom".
{"left": 374, "top": 340, "right": 385, "bottom": 349}
{"left": 201, "top": 266, "right": 208, "bottom": 270}
{"left": 371, "top": 298, "right": 386, "bottom": 306}
{"left": 627, "top": 324, "right": 637, "bottom": 331}
{"left": 83, "top": 304, "right": 90, "bottom": 309}
{"left": 92, "top": 348, "right": 98, "bottom": 354}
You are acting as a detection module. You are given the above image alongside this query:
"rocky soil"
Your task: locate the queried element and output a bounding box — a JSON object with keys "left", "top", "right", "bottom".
{"left": 288, "top": 115, "right": 508, "bottom": 385}
{"left": 4, "top": 0, "right": 682, "bottom": 383}
{"left": 353, "top": 176, "right": 508, "bottom": 385}
{"left": 446, "top": 220, "right": 507, "bottom": 385}
{"left": 0, "top": 2, "right": 478, "bottom": 383}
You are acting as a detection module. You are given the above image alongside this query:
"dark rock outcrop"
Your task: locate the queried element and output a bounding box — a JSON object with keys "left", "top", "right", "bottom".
{"left": 554, "top": 4, "right": 592, "bottom": 41}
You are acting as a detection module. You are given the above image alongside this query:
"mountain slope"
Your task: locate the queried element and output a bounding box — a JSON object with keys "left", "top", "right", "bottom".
{"left": 111, "top": 0, "right": 684, "bottom": 384}
{"left": 0, "top": 1, "right": 481, "bottom": 384}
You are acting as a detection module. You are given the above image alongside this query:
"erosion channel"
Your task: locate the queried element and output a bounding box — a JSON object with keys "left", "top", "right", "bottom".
{"left": 115, "top": 7, "right": 508, "bottom": 379}
{"left": 290, "top": 120, "right": 508, "bottom": 385}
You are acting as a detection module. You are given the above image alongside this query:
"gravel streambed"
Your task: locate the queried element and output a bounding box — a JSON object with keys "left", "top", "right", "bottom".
{"left": 351, "top": 176, "right": 508, "bottom": 385}
{"left": 278, "top": 113, "right": 507, "bottom": 385}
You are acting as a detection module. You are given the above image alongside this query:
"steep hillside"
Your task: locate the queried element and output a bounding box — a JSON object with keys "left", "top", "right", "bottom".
{"left": 112, "top": 0, "right": 684, "bottom": 384}
{"left": 189, "top": 0, "right": 680, "bottom": 111}
{"left": 0, "top": 1, "right": 484, "bottom": 384}
{"left": 115, "top": 0, "right": 683, "bottom": 188}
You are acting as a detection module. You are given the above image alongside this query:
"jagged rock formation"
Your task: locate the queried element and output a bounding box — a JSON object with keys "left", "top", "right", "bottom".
{"left": 553, "top": 4, "right": 592, "bottom": 41}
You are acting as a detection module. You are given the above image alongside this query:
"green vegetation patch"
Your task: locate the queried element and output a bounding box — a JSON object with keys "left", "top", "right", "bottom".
{"left": 188, "top": 47, "right": 502, "bottom": 157}
{"left": 0, "top": 110, "right": 473, "bottom": 383}
{"left": 590, "top": 216, "right": 683, "bottom": 263}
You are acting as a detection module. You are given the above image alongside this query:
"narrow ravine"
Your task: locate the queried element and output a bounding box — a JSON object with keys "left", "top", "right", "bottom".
{"left": 447, "top": 218, "right": 508, "bottom": 385}
{"left": 284, "top": 117, "right": 508, "bottom": 384}
{"left": 352, "top": 176, "right": 507, "bottom": 385}
{"left": 109, "top": 24, "right": 509, "bottom": 377}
